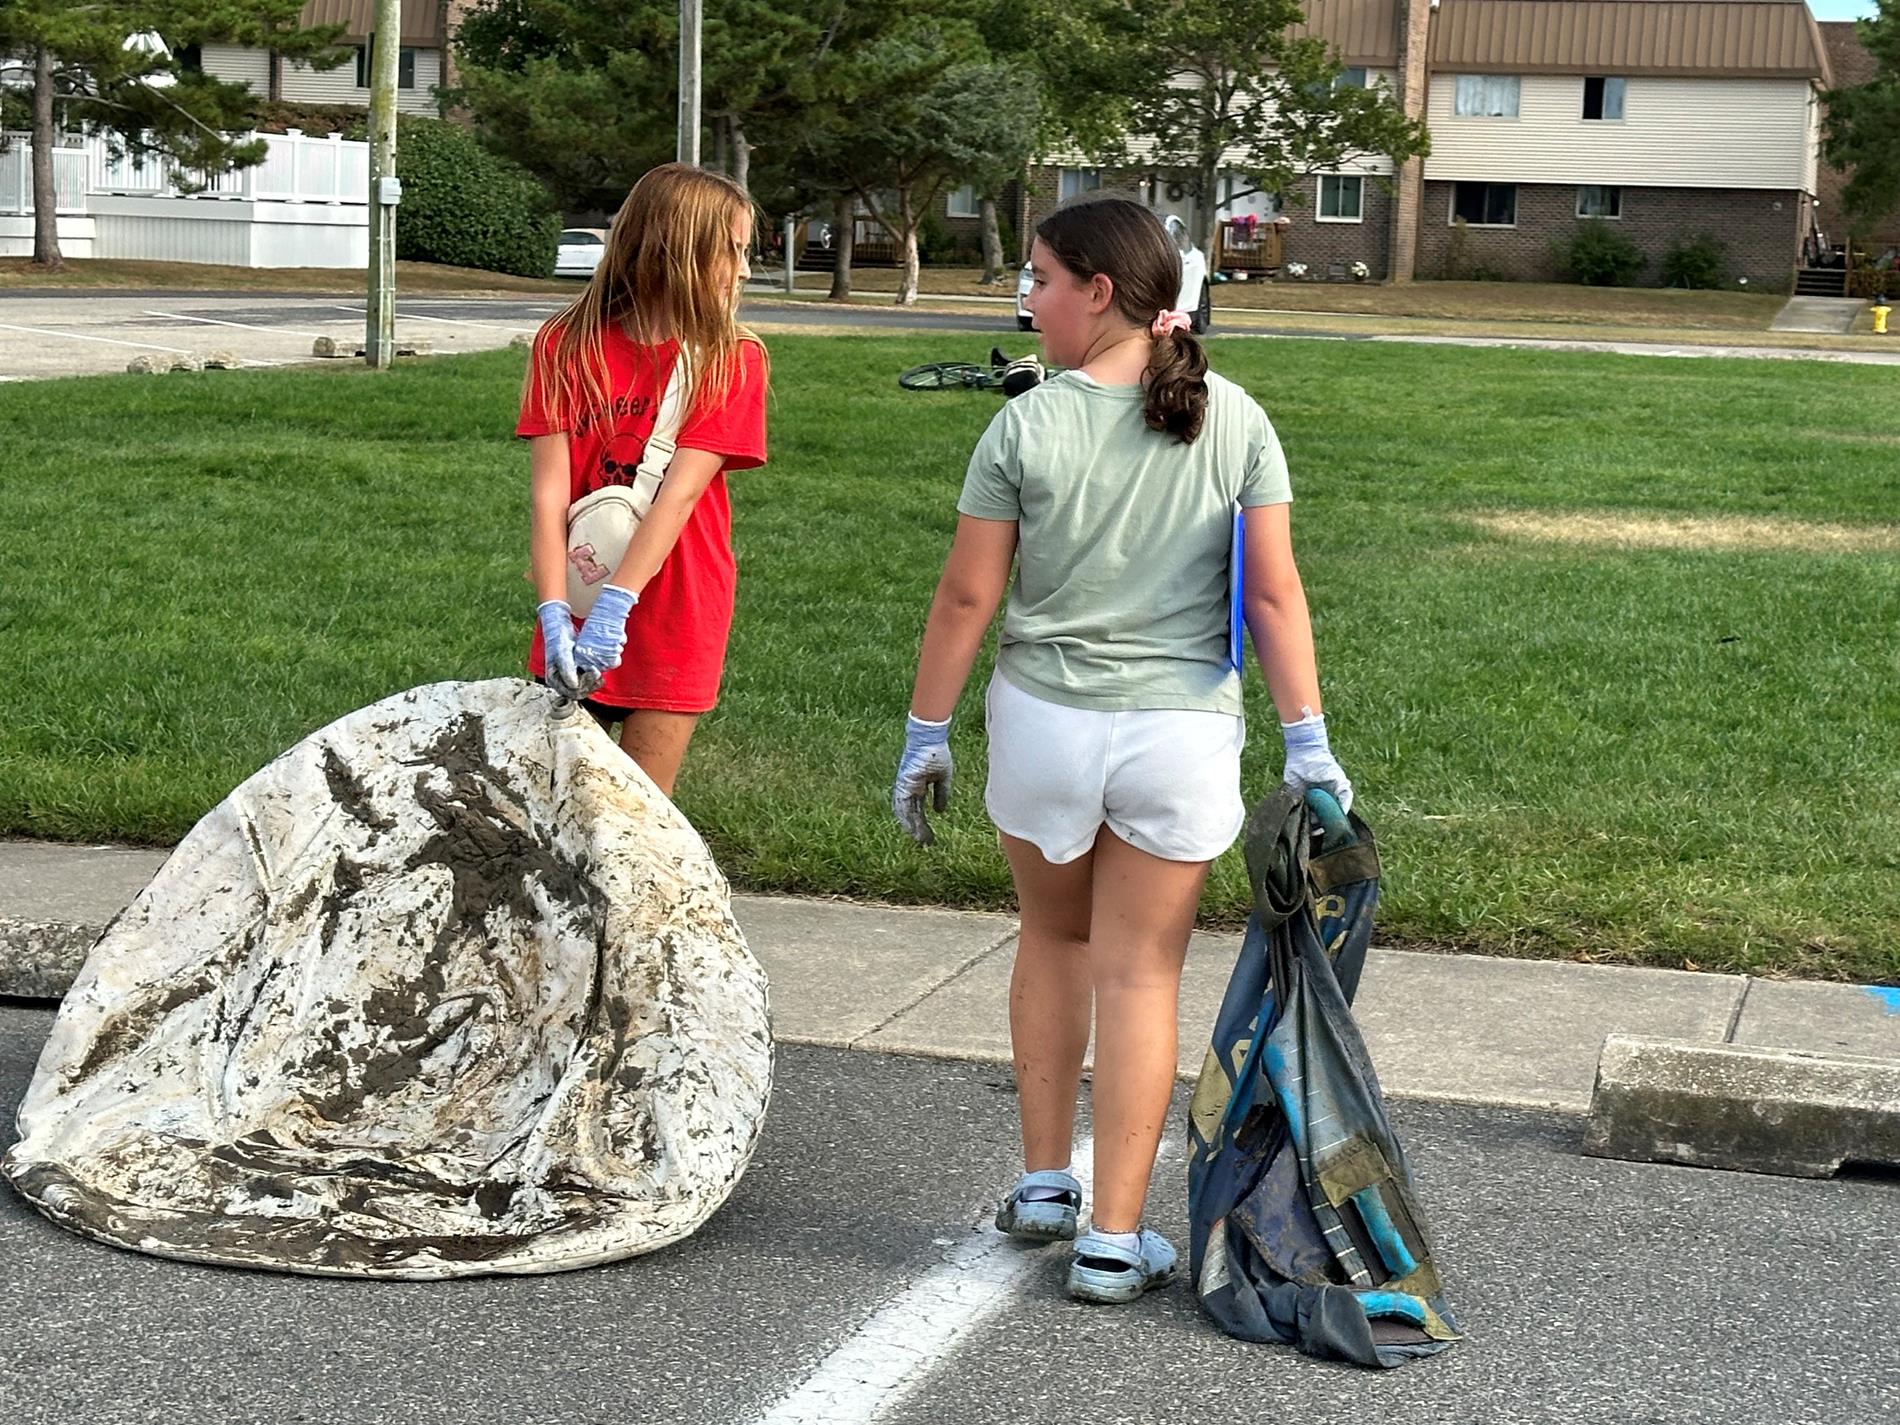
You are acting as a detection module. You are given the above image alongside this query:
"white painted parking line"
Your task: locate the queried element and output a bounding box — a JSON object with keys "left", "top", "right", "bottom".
{"left": 144, "top": 310, "right": 329, "bottom": 340}
{"left": 0, "top": 321, "right": 192, "bottom": 354}
{"left": 326, "top": 303, "right": 540, "bottom": 334}
{"left": 750, "top": 1139, "right": 1097, "bottom": 1425}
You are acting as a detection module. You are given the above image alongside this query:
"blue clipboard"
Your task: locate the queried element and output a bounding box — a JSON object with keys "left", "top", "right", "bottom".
{"left": 1229, "top": 507, "right": 1246, "bottom": 674}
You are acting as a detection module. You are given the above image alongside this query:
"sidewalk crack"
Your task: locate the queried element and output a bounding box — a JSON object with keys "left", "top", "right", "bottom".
{"left": 1724, "top": 976, "right": 1752, "bottom": 1044}
{"left": 848, "top": 921, "right": 1021, "bottom": 1048}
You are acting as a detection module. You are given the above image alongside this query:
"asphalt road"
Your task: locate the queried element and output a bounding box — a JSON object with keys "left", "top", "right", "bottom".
{"left": 3, "top": 1002, "right": 1896, "bottom": 1425}
{"left": 0, "top": 291, "right": 1016, "bottom": 381}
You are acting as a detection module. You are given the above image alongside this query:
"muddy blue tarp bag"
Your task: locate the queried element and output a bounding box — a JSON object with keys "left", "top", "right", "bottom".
{"left": 1186, "top": 787, "right": 1460, "bottom": 1367}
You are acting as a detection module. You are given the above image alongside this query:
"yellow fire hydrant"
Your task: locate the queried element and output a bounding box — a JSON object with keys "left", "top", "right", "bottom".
{"left": 1874, "top": 301, "right": 1891, "bottom": 335}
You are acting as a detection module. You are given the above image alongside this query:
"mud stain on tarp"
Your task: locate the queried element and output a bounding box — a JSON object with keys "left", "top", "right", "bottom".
{"left": 66, "top": 973, "right": 219, "bottom": 1084}
{"left": 320, "top": 745, "right": 397, "bottom": 832}
{"left": 297, "top": 713, "right": 606, "bottom": 1123}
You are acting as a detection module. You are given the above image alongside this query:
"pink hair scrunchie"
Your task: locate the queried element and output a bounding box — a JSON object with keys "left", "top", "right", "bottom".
{"left": 1151, "top": 309, "right": 1191, "bottom": 338}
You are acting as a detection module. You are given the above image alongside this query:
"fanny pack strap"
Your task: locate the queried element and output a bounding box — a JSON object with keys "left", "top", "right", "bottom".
{"left": 626, "top": 351, "right": 690, "bottom": 519}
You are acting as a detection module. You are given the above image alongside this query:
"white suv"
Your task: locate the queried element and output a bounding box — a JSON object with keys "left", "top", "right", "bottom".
{"left": 1016, "top": 213, "right": 1211, "bottom": 333}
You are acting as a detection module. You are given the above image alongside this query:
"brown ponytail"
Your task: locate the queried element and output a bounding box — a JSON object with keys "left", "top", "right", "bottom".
{"left": 1034, "top": 196, "right": 1210, "bottom": 443}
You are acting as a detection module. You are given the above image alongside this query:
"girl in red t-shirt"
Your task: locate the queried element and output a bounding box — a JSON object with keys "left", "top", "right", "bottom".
{"left": 519, "top": 163, "right": 769, "bottom": 795}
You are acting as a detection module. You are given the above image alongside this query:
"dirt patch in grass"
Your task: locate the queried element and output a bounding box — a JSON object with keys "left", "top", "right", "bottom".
{"left": 1467, "top": 510, "right": 1900, "bottom": 554}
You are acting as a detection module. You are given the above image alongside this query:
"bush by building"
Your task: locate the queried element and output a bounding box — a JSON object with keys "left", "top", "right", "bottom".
{"left": 1661, "top": 234, "right": 1728, "bottom": 289}
{"left": 1554, "top": 220, "right": 1646, "bottom": 286}
{"left": 392, "top": 117, "right": 561, "bottom": 278}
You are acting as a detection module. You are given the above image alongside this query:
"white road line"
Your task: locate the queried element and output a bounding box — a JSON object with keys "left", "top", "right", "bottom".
{"left": 0, "top": 321, "right": 192, "bottom": 354}
{"left": 326, "top": 303, "right": 539, "bottom": 334}
{"left": 144, "top": 309, "right": 328, "bottom": 340}
{"left": 751, "top": 1139, "right": 1096, "bottom": 1425}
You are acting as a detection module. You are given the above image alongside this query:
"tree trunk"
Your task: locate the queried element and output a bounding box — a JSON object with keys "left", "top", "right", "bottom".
{"left": 713, "top": 115, "right": 729, "bottom": 176}
{"left": 29, "top": 47, "right": 62, "bottom": 272}
{"left": 895, "top": 189, "right": 919, "bottom": 305}
{"left": 979, "top": 195, "right": 1004, "bottom": 284}
{"left": 827, "top": 191, "right": 853, "bottom": 301}
{"left": 731, "top": 120, "right": 750, "bottom": 196}
{"left": 269, "top": 49, "right": 284, "bottom": 103}
{"left": 1197, "top": 157, "right": 1222, "bottom": 271}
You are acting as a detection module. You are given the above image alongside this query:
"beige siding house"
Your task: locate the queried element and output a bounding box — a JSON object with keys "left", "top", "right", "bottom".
{"left": 200, "top": 0, "right": 450, "bottom": 118}
{"left": 1008, "top": 0, "right": 1832, "bottom": 289}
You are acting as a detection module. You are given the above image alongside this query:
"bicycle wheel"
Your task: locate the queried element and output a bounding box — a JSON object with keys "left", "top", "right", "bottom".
{"left": 898, "top": 362, "right": 986, "bottom": 390}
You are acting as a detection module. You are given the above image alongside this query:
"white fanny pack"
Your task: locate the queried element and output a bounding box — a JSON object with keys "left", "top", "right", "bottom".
{"left": 563, "top": 354, "right": 690, "bottom": 616}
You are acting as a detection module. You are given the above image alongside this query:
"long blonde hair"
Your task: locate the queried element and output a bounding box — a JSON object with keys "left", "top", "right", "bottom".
{"left": 530, "top": 163, "right": 765, "bottom": 435}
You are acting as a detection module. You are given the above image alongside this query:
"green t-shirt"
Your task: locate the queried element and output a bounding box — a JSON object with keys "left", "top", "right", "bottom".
{"left": 956, "top": 368, "right": 1292, "bottom": 715}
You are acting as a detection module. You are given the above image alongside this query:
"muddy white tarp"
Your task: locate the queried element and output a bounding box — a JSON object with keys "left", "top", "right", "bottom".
{"left": 1, "top": 679, "right": 772, "bottom": 1278}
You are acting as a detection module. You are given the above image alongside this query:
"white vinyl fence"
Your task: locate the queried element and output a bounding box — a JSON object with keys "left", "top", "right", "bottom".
{"left": 0, "top": 134, "right": 88, "bottom": 214}
{"left": 0, "top": 129, "right": 370, "bottom": 266}
{"left": 3, "top": 128, "right": 370, "bottom": 213}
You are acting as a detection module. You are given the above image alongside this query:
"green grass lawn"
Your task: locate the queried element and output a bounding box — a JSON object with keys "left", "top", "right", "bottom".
{"left": 1, "top": 336, "right": 1895, "bottom": 982}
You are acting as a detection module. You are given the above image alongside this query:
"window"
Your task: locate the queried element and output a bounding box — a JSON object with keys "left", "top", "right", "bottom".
{"left": 1058, "top": 168, "right": 1101, "bottom": 201}
{"left": 1335, "top": 66, "right": 1368, "bottom": 89}
{"left": 1451, "top": 182, "right": 1517, "bottom": 226}
{"left": 1453, "top": 74, "right": 1520, "bottom": 118}
{"left": 174, "top": 43, "right": 203, "bottom": 73}
{"left": 946, "top": 184, "right": 979, "bottom": 218}
{"left": 1576, "top": 185, "right": 1622, "bottom": 219}
{"left": 1582, "top": 76, "right": 1626, "bottom": 121}
{"left": 1318, "top": 175, "right": 1364, "bottom": 222}
{"left": 355, "top": 42, "right": 418, "bottom": 89}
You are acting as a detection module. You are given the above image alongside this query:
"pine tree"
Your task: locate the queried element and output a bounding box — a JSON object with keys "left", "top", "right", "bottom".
{"left": 1822, "top": 1, "right": 1900, "bottom": 238}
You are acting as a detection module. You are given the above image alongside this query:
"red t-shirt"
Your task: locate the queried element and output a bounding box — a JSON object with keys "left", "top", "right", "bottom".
{"left": 517, "top": 324, "right": 768, "bottom": 712}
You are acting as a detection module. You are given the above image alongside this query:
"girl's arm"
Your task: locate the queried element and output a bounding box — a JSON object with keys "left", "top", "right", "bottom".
{"left": 1241, "top": 502, "right": 1324, "bottom": 722}
{"left": 909, "top": 516, "right": 1019, "bottom": 720}
{"left": 530, "top": 435, "right": 574, "bottom": 605}
{"left": 603, "top": 446, "right": 727, "bottom": 594}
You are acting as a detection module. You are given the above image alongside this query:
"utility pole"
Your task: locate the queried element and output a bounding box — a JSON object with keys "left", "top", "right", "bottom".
{"left": 678, "top": 0, "right": 701, "bottom": 165}
{"left": 365, "top": 0, "right": 401, "bottom": 369}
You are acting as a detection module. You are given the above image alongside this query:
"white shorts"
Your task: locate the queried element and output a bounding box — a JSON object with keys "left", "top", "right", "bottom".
{"left": 983, "top": 674, "right": 1245, "bottom": 865}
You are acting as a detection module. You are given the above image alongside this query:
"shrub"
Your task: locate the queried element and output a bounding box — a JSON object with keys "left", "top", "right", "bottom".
{"left": 1556, "top": 219, "right": 1644, "bottom": 286}
{"left": 392, "top": 116, "right": 560, "bottom": 278}
{"left": 1661, "top": 234, "right": 1726, "bottom": 290}
{"left": 253, "top": 102, "right": 372, "bottom": 137}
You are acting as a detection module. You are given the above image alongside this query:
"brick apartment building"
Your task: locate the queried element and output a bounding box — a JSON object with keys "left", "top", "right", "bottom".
{"left": 979, "top": 0, "right": 1834, "bottom": 288}
{"left": 1816, "top": 19, "right": 1900, "bottom": 251}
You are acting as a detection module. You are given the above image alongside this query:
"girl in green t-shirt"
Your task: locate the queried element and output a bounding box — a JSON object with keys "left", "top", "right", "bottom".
{"left": 893, "top": 195, "right": 1353, "bottom": 1305}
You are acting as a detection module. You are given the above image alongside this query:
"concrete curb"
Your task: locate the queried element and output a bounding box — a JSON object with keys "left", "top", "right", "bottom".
{"left": 0, "top": 918, "right": 106, "bottom": 1000}
{"left": 1583, "top": 1034, "right": 1900, "bottom": 1178}
{"left": 6, "top": 841, "right": 1898, "bottom": 1129}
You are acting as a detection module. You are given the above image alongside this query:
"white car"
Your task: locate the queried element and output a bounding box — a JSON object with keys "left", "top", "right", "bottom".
{"left": 1017, "top": 212, "right": 1211, "bottom": 333}
{"left": 555, "top": 227, "right": 609, "bottom": 279}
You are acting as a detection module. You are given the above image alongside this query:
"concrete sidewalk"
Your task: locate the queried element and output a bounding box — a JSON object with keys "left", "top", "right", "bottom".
{"left": 4, "top": 839, "right": 1897, "bottom": 1115}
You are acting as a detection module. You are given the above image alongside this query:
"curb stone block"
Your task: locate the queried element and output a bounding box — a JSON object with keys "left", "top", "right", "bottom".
{"left": 312, "top": 337, "right": 434, "bottom": 358}
{"left": 0, "top": 919, "right": 100, "bottom": 1000}
{"left": 1584, "top": 1034, "right": 1900, "bottom": 1178}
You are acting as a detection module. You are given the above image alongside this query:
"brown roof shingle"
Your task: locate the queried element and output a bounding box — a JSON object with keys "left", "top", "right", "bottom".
{"left": 299, "top": 0, "right": 443, "bottom": 46}
{"left": 1428, "top": 0, "right": 1829, "bottom": 81}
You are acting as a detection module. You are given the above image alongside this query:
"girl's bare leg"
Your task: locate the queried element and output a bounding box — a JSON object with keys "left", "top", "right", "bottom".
{"left": 617, "top": 710, "right": 700, "bottom": 797}
{"left": 1086, "top": 827, "right": 1210, "bottom": 1234}
{"left": 999, "top": 832, "right": 1095, "bottom": 1174}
